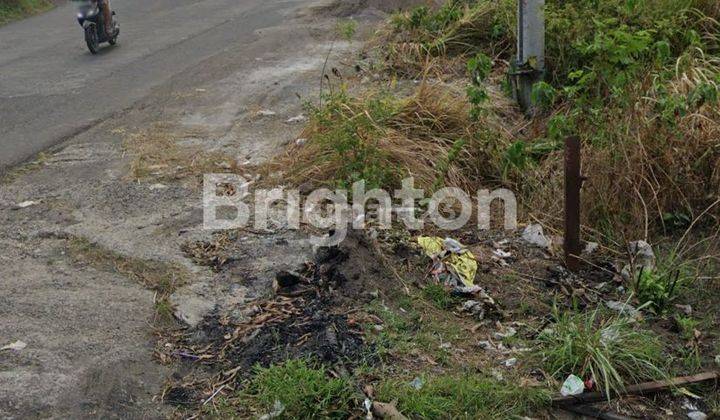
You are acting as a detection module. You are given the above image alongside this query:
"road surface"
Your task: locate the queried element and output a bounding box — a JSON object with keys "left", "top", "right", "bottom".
{"left": 0, "top": 0, "right": 304, "bottom": 172}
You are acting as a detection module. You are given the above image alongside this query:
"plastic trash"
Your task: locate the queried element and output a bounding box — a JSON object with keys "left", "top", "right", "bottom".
{"left": 0, "top": 341, "right": 27, "bottom": 352}
{"left": 259, "top": 400, "right": 285, "bottom": 420}
{"left": 503, "top": 358, "right": 517, "bottom": 367}
{"left": 522, "top": 224, "right": 551, "bottom": 249}
{"left": 417, "top": 236, "right": 477, "bottom": 287}
{"left": 560, "top": 374, "right": 585, "bottom": 396}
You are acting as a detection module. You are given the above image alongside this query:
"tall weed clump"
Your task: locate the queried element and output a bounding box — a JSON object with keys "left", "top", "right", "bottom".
{"left": 270, "top": 83, "right": 518, "bottom": 192}
{"left": 536, "top": 308, "right": 666, "bottom": 397}
{"left": 377, "top": 0, "right": 720, "bottom": 237}
{"left": 520, "top": 0, "right": 720, "bottom": 238}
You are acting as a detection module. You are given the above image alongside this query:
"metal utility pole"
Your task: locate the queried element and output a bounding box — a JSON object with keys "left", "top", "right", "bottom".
{"left": 511, "top": 0, "right": 545, "bottom": 114}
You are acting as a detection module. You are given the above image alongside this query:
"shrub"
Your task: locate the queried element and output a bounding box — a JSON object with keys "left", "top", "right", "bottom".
{"left": 536, "top": 308, "right": 666, "bottom": 397}
{"left": 238, "top": 359, "right": 357, "bottom": 419}
{"left": 376, "top": 374, "right": 549, "bottom": 419}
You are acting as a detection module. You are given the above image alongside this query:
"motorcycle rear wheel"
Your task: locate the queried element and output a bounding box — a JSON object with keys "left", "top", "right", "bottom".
{"left": 108, "top": 29, "right": 119, "bottom": 46}
{"left": 85, "top": 26, "right": 99, "bottom": 54}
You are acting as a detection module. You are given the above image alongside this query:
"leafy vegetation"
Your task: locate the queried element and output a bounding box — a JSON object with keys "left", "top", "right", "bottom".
{"left": 237, "top": 359, "right": 357, "bottom": 419}
{"left": 270, "top": 84, "right": 513, "bottom": 191}
{"left": 536, "top": 308, "right": 666, "bottom": 397}
{"left": 367, "top": 0, "right": 720, "bottom": 239}
{"left": 376, "top": 374, "right": 549, "bottom": 419}
{"left": 422, "top": 283, "right": 459, "bottom": 310}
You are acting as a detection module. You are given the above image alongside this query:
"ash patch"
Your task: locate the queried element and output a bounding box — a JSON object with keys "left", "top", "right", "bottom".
{"left": 162, "top": 234, "right": 387, "bottom": 406}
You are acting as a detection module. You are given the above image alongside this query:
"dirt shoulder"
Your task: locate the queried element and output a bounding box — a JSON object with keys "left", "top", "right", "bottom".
{"left": 0, "top": 1, "right": 396, "bottom": 417}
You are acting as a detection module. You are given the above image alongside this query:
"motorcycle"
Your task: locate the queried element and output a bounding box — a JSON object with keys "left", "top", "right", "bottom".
{"left": 74, "top": 0, "right": 119, "bottom": 54}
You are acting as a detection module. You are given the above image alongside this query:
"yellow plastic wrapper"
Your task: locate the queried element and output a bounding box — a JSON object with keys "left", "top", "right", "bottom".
{"left": 417, "top": 236, "right": 478, "bottom": 287}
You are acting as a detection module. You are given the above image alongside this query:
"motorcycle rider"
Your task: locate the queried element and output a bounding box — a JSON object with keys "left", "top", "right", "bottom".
{"left": 97, "top": 0, "right": 113, "bottom": 38}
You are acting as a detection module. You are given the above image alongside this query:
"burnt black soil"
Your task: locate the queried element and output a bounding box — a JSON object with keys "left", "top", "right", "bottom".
{"left": 165, "top": 233, "right": 394, "bottom": 406}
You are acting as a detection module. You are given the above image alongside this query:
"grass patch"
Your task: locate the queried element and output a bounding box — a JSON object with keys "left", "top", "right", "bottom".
{"left": 123, "top": 123, "right": 238, "bottom": 183}
{"left": 235, "top": 359, "right": 357, "bottom": 419}
{"left": 351, "top": 0, "right": 720, "bottom": 239}
{"left": 422, "top": 283, "right": 459, "bottom": 310}
{"left": 0, "top": 151, "right": 47, "bottom": 185}
{"left": 268, "top": 81, "right": 517, "bottom": 192}
{"left": 0, "top": 0, "right": 53, "bottom": 26}
{"left": 535, "top": 307, "right": 666, "bottom": 397}
{"left": 376, "top": 374, "right": 549, "bottom": 419}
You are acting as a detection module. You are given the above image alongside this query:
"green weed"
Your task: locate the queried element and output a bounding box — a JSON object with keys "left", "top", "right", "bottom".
{"left": 536, "top": 308, "right": 666, "bottom": 397}
{"left": 237, "top": 359, "right": 357, "bottom": 419}
{"left": 336, "top": 19, "right": 357, "bottom": 41}
{"left": 633, "top": 252, "right": 696, "bottom": 312}
{"left": 0, "top": 0, "right": 52, "bottom": 25}
{"left": 305, "top": 90, "right": 402, "bottom": 189}
{"left": 376, "top": 374, "right": 550, "bottom": 419}
{"left": 422, "top": 283, "right": 459, "bottom": 310}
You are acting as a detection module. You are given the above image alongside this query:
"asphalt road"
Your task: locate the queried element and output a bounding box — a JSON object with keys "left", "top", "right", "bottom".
{"left": 0, "top": 0, "right": 303, "bottom": 172}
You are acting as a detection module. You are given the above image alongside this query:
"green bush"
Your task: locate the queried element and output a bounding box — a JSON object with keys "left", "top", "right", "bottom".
{"left": 0, "top": 0, "right": 52, "bottom": 25}
{"left": 376, "top": 374, "right": 549, "bottom": 419}
{"left": 536, "top": 308, "right": 666, "bottom": 397}
{"left": 238, "top": 359, "right": 357, "bottom": 419}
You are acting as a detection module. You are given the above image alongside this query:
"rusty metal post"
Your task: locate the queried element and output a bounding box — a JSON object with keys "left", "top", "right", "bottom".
{"left": 564, "top": 136, "right": 582, "bottom": 272}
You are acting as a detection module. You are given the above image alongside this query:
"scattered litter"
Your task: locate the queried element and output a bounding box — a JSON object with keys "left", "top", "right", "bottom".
{"left": 14, "top": 200, "right": 39, "bottom": 209}
{"left": 462, "top": 300, "right": 486, "bottom": 320}
{"left": 295, "top": 138, "right": 307, "bottom": 146}
{"left": 492, "top": 249, "right": 512, "bottom": 259}
{"left": 285, "top": 114, "right": 307, "bottom": 124}
{"left": 149, "top": 183, "right": 168, "bottom": 191}
{"left": 682, "top": 400, "right": 699, "bottom": 411}
{"left": 491, "top": 248, "right": 512, "bottom": 267}
{"left": 606, "top": 300, "right": 641, "bottom": 319}
{"left": 503, "top": 358, "right": 517, "bottom": 367}
{"left": 256, "top": 110, "right": 276, "bottom": 117}
{"left": 0, "top": 340, "right": 27, "bottom": 352}
{"left": 259, "top": 400, "right": 285, "bottom": 420}
{"left": 600, "top": 326, "right": 620, "bottom": 345}
{"left": 443, "top": 238, "right": 464, "bottom": 254}
{"left": 409, "top": 377, "right": 424, "bottom": 390}
{"left": 417, "top": 237, "right": 477, "bottom": 287}
{"left": 560, "top": 374, "right": 585, "bottom": 397}
{"left": 675, "top": 304, "right": 693, "bottom": 315}
{"left": 583, "top": 242, "right": 599, "bottom": 255}
{"left": 453, "top": 285, "right": 483, "bottom": 296}
{"left": 364, "top": 398, "right": 373, "bottom": 419}
{"left": 715, "top": 355, "right": 720, "bottom": 367}
{"left": 195, "top": 88, "right": 207, "bottom": 92}
{"left": 629, "top": 240, "right": 656, "bottom": 269}
{"left": 687, "top": 412, "right": 707, "bottom": 420}
{"left": 622, "top": 240, "right": 656, "bottom": 281}
{"left": 493, "top": 326, "right": 517, "bottom": 341}
{"left": 476, "top": 340, "right": 493, "bottom": 350}
{"left": 459, "top": 287, "right": 498, "bottom": 320}
{"left": 522, "top": 224, "right": 551, "bottom": 249}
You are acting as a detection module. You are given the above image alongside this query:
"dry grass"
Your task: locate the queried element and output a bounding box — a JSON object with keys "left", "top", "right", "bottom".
{"left": 265, "top": 74, "right": 522, "bottom": 193}
{"left": 283, "top": 0, "right": 720, "bottom": 241}
{"left": 123, "top": 123, "right": 239, "bottom": 183}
